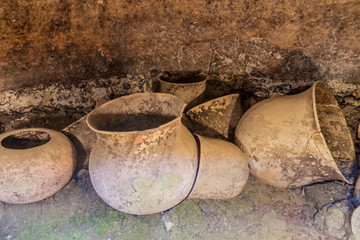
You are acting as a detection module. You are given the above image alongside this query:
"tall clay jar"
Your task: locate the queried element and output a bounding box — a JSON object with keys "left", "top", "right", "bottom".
{"left": 235, "top": 81, "right": 356, "bottom": 188}
{"left": 158, "top": 71, "right": 208, "bottom": 109}
{"left": 86, "top": 93, "right": 198, "bottom": 215}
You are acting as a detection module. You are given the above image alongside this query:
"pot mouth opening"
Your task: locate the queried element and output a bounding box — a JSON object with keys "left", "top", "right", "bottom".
{"left": 89, "top": 114, "right": 177, "bottom": 132}
{"left": 159, "top": 71, "right": 207, "bottom": 84}
{"left": 1, "top": 131, "right": 51, "bottom": 149}
{"left": 87, "top": 93, "right": 185, "bottom": 134}
{"left": 314, "top": 82, "right": 356, "bottom": 181}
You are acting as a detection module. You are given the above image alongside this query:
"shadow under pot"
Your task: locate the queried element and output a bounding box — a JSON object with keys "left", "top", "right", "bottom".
{"left": 235, "top": 81, "right": 356, "bottom": 188}
{"left": 86, "top": 93, "right": 198, "bottom": 215}
{"left": 158, "top": 72, "right": 207, "bottom": 110}
{"left": 0, "top": 128, "right": 76, "bottom": 204}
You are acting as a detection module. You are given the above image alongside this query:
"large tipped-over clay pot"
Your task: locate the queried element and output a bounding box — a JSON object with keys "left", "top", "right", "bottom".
{"left": 158, "top": 71, "right": 207, "bottom": 109}
{"left": 0, "top": 128, "right": 76, "bottom": 204}
{"left": 186, "top": 94, "right": 243, "bottom": 140}
{"left": 235, "top": 81, "right": 356, "bottom": 188}
{"left": 87, "top": 93, "right": 198, "bottom": 215}
{"left": 189, "top": 135, "right": 249, "bottom": 199}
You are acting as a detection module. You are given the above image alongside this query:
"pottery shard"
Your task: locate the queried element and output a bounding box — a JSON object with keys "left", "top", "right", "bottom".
{"left": 61, "top": 98, "right": 109, "bottom": 170}
{"left": 62, "top": 116, "right": 96, "bottom": 170}
{"left": 186, "top": 94, "right": 243, "bottom": 141}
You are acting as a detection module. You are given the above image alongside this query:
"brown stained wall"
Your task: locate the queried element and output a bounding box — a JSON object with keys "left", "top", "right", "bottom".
{"left": 0, "top": 0, "right": 359, "bottom": 91}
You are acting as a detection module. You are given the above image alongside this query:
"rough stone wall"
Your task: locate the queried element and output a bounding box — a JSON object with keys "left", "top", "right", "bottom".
{"left": 0, "top": 0, "right": 359, "bottom": 90}
{"left": 0, "top": 0, "right": 359, "bottom": 138}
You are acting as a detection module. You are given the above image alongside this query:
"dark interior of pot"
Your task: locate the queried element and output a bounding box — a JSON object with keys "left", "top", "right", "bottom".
{"left": 90, "top": 114, "right": 176, "bottom": 132}
{"left": 1, "top": 131, "right": 51, "bottom": 149}
{"left": 315, "top": 82, "right": 356, "bottom": 182}
{"left": 87, "top": 94, "right": 183, "bottom": 132}
{"left": 159, "top": 71, "right": 207, "bottom": 84}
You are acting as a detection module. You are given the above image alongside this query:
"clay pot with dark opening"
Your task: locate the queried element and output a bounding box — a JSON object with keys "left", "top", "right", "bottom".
{"left": 87, "top": 93, "right": 198, "bottom": 215}
{"left": 0, "top": 128, "right": 76, "bottom": 204}
{"left": 158, "top": 71, "right": 207, "bottom": 109}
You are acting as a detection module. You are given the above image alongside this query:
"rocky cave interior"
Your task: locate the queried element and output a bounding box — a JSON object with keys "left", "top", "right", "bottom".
{"left": 0, "top": 0, "right": 360, "bottom": 239}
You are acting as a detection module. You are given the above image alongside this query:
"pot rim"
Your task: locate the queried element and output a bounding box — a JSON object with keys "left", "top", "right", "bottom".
{"left": 311, "top": 81, "right": 323, "bottom": 132}
{"left": 86, "top": 92, "right": 186, "bottom": 135}
{"left": 0, "top": 127, "right": 56, "bottom": 152}
{"left": 311, "top": 81, "right": 354, "bottom": 184}
{"left": 157, "top": 72, "right": 208, "bottom": 86}
{"left": 186, "top": 93, "right": 240, "bottom": 113}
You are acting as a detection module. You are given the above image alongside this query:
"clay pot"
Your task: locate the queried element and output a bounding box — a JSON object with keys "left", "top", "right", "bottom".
{"left": 0, "top": 128, "right": 76, "bottom": 204}
{"left": 188, "top": 135, "right": 249, "bottom": 199}
{"left": 158, "top": 71, "right": 207, "bottom": 109}
{"left": 351, "top": 206, "right": 360, "bottom": 237}
{"left": 186, "top": 94, "right": 243, "bottom": 140}
{"left": 235, "top": 81, "right": 356, "bottom": 188}
{"left": 87, "top": 93, "right": 198, "bottom": 215}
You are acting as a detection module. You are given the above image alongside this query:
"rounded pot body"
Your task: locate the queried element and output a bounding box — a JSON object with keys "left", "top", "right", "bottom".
{"left": 352, "top": 206, "right": 360, "bottom": 237}
{"left": 0, "top": 128, "right": 76, "bottom": 204}
{"left": 235, "top": 81, "right": 356, "bottom": 188}
{"left": 158, "top": 72, "right": 207, "bottom": 109}
{"left": 87, "top": 93, "right": 198, "bottom": 215}
{"left": 189, "top": 134, "right": 249, "bottom": 199}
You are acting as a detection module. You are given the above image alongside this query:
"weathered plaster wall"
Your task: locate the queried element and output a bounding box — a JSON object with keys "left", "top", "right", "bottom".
{"left": 0, "top": 0, "right": 359, "bottom": 90}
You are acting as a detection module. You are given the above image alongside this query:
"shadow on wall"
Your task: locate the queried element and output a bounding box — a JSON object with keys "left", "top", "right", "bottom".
{"left": 206, "top": 38, "right": 323, "bottom": 99}
{"left": 0, "top": 109, "right": 79, "bottom": 133}
{"left": 251, "top": 49, "right": 322, "bottom": 83}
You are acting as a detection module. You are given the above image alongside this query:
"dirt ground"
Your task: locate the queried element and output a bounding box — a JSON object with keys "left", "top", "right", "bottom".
{"left": 0, "top": 167, "right": 357, "bottom": 240}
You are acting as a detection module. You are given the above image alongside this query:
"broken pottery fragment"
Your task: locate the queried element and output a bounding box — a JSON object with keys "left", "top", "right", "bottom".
{"left": 188, "top": 135, "right": 249, "bottom": 199}
{"left": 235, "top": 81, "right": 356, "bottom": 188}
{"left": 186, "top": 94, "right": 243, "bottom": 140}
{"left": 158, "top": 71, "right": 207, "bottom": 109}
{"left": 87, "top": 93, "right": 198, "bottom": 215}
{"left": 0, "top": 128, "right": 76, "bottom": 204}
{"left": 62, "top": 97, "right": 110, "bottom": 170}
{"left": 62, "top": 115, "right": 95, "bottom": 171}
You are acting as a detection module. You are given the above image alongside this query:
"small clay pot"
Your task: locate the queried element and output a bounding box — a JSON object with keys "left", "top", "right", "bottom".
{"left": 158, "top": 71, "right": 207, "bottom": 109}
{"left": 87, "top": 93, "right": 198, "bottom": 215}
{"left": 188, "top": 135, "right": 249, "bottom": 199}
{"left": 235, "top": 81, "right": 356, "bottom": 188}
{"left": 186, "top": 93, "right": 243, "bottom": 140}
{"left": 0, "top": 128, "right": 76, "bottom": 204}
